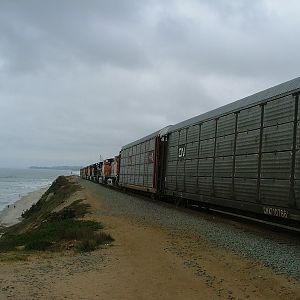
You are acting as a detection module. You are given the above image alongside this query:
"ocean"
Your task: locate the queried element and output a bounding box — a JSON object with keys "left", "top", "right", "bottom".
{"left": 0, "top": 168, "right": 77, "bottom": 211}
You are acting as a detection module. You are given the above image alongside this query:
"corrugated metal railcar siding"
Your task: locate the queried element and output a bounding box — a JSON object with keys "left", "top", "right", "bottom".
{"left": 166, "top": 161, "right": 177, "bottom": 176}
{"left": 138, "top": 175, "right": 143, "bottom": 185}
{"left": 123, "top": 174, "right": 128, "bottom": 184}
{"left": 176, "top": 159, "right": 185, "bottom": 175}
{"left": 263, "top": 95, "right": 295, "bottom": 127}
{"left": 198, "top": 120, "right": 216, "bottom": 195}
{"left": 298, "top": 98, "right": 300, "bottom": 120}
{"left": 139, "top": 163, "right": 144, "bottom": 176}
{"left": 214, "top": 114, "right": 235, "bottom": 199}
{"left": 237, "top": 106, "right": 261, "bottom": 132}
{"left": 199, "top": 138, "right": 215, "bottom": 158}
{"left": 258, "top": 95, "right": 296, "bottom": 207}
{"left": 236, "top": 130, "right": 260, "bottom": 155}
{"left": 214, "top": 177, "right": 232, "bottom": 198}
{"left": 167, "top": 146, "right": 178, "bottom": 161}
{"left": 186, "top": 142, "right": 198, "bottom": 159}
{"left": 262, "top": 122, "right": 294, "bottom": 152}
{"left": 134, "top": 163, "right": 140, "bottom": 176}
{"left": 261, "top": 152, "right": 292, "bottom": 179}
{"left": 131, "top": 174, "right": 135, "bottom": 184}
{"left": 198, "top": 158, "right": 214, "bottom": 176}
{"left": 296, "top": 180, "right": 300, "bottom": 207}
{"left": 296, "top": 151, "right": 300, "bottom": 180}
{"left": 216, "top": 134, "right": 235, "bottom": 157}
{"left": 295, "top": 149, "right": 300, "bottom": 209}
{"left": 297, "top": 121, "right": 300, "bottom": 149}
{"left": 215, "top": 156, "right": 233, "bottom": 177}
{"left": 121, "top": 174, "right": 125, "bottom": 183}
{"left": 295, "top": 128, "right": 299, "bottom": 207}
{"left": 185, "top": 176, "right": 198, "bottom": 193}
{"left": 138, "top": 154, "right": 142, "bottom": 166}
{"left": 185, "top": 159, "right": 198, "bottom": 193}
{"left": 177, "top": 176, "right": 185, "bottom": 192}
{"left": 217, "top": 114, "right": 236, "bottom": 137}
{"left": 185, "top": 159, "right": 198, "bottom": 175}
{"left": 149, "top": 138, "right": 156, "bottom": 150}
{"left": 198, "top": 177, "right": 213, "bottom": 195}
{"left": 119, "top": 156, "right": 125, "bottom": 184}
{"left": 234, "top": 105, "right": 261, "bottom": 203}
{"left": 234, "top": 178, "right": 257, "bottom": 202}
{"left": 187, "top": 125, "right": 200, "bottom": 143}
{"left": 164, "top": 162, "right": 173, "bottom": 187}
{"left": 179, "top": 129, "right": 187, "bottom": 145}
{"left": 201, "top": 120, "right": 216, "bottom": 140}
{"left": 165, "top": 131, "right": 179, "bottom": 195}
{"left": 168, "top": 131, "right": 179, "bottom": 146}
{"left": 235, "top": 154, "right": 259, "bottom": 178}
{"left": 260, "top": 179, "right": 290, "bottom": 207}
{"left": 166, "top": 176, "right": 176, "bottom": 190}
{"left": 126, "top": 174, "right": 131, "bottom": 184}
{"left": 147, "top": 164, "right": 154, "bottom": 187}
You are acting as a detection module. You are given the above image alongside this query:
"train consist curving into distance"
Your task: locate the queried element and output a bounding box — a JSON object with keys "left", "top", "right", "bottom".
{"left": 80, "top": 77, "right": 300, "bottom": 222}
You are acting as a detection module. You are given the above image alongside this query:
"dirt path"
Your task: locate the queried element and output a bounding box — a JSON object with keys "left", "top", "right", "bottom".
{"left": 0, "top": 179, "right": 299, "bottom": 299}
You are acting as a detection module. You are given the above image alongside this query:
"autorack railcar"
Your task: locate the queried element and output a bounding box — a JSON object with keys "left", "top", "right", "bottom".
{"left": 118, "top": 126, "right": 171, "bottom": 193}
{"left": 162, "top": 77, "right": 300, "bottom": 221}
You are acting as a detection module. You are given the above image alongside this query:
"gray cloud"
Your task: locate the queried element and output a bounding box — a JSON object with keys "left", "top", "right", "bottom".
{"left": 0, "top": 0, "right": 299, "bottom": 167}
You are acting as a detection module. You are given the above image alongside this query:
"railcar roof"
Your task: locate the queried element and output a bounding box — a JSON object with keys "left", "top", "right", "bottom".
{"left": 170, "top": 76, "right": 300, "bottom": 133}
{"left": 121, "top": 125, "right": 172, "bottom": 150}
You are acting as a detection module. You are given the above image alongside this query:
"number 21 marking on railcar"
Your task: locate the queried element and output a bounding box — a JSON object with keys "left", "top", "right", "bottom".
{"left": 178, "top": 145, "right": 186, "bottom": 158}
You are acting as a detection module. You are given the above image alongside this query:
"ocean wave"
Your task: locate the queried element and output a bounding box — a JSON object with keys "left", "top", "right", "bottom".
{"left": 0, "top": 168, "right": 69, "bottom": 211}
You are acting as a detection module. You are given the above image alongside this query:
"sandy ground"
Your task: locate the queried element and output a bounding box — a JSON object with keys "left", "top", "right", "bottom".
{"left": 0, "top": 187, "right": 49, "bottom": 228}
{"left": 0, "top": 180, "right": 299, "bottom": 299}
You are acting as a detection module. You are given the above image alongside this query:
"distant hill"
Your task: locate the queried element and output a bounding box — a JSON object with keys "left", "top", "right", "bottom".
{"left": 29, "top": 166, "right": 82, "bottom": 171}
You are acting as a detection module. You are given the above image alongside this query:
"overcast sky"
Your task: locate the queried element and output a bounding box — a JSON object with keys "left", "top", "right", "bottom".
{"left": 0, "top": 0, "right": 299, "bottom": 168}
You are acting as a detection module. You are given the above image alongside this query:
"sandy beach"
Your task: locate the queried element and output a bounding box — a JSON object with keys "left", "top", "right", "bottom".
{"left": 0, "top": 186, "right": 49, "bottom": 228}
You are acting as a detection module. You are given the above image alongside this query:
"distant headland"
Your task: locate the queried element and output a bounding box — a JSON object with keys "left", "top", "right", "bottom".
{"left": 29, "top": 166, "right": 82, "bottom": 171}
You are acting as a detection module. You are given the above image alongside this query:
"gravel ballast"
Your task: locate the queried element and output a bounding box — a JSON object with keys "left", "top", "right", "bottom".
{"left": 81, "top": 180, "right": 300, "bottom": 281}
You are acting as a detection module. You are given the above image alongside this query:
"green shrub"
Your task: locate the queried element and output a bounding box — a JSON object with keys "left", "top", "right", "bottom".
{"left": 25, "top": 240, "right": 53, "bottom": 251}
{"left": 76, "top": 239, "right": 97, "bottom": 252}
{"left": 76, "top": 232, "right": 114, "bottom": 252}
{"left": 47, "top": 200, "right": 91, "bottom": 222}
{"left": 0, "top": 219, "right": 105, "bottom": 252}
{"left": 94, "top": 232, "right": 114, "bottom": 245}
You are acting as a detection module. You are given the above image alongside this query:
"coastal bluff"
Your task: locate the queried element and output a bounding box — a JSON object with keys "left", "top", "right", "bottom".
{"left": 0, "top": 176, "right": 299, "bottom": 299}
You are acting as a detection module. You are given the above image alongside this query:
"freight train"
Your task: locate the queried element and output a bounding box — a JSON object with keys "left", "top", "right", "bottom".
{"left": 80, "top": 77, "right": 300, "bottom": 222}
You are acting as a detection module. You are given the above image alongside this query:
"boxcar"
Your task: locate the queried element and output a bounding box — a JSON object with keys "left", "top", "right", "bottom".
{"left": 162, "top": 77, "right": 300, "bottom": 221}
{"left": 119, "top": 126, "right": 171, "bottom": 193}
